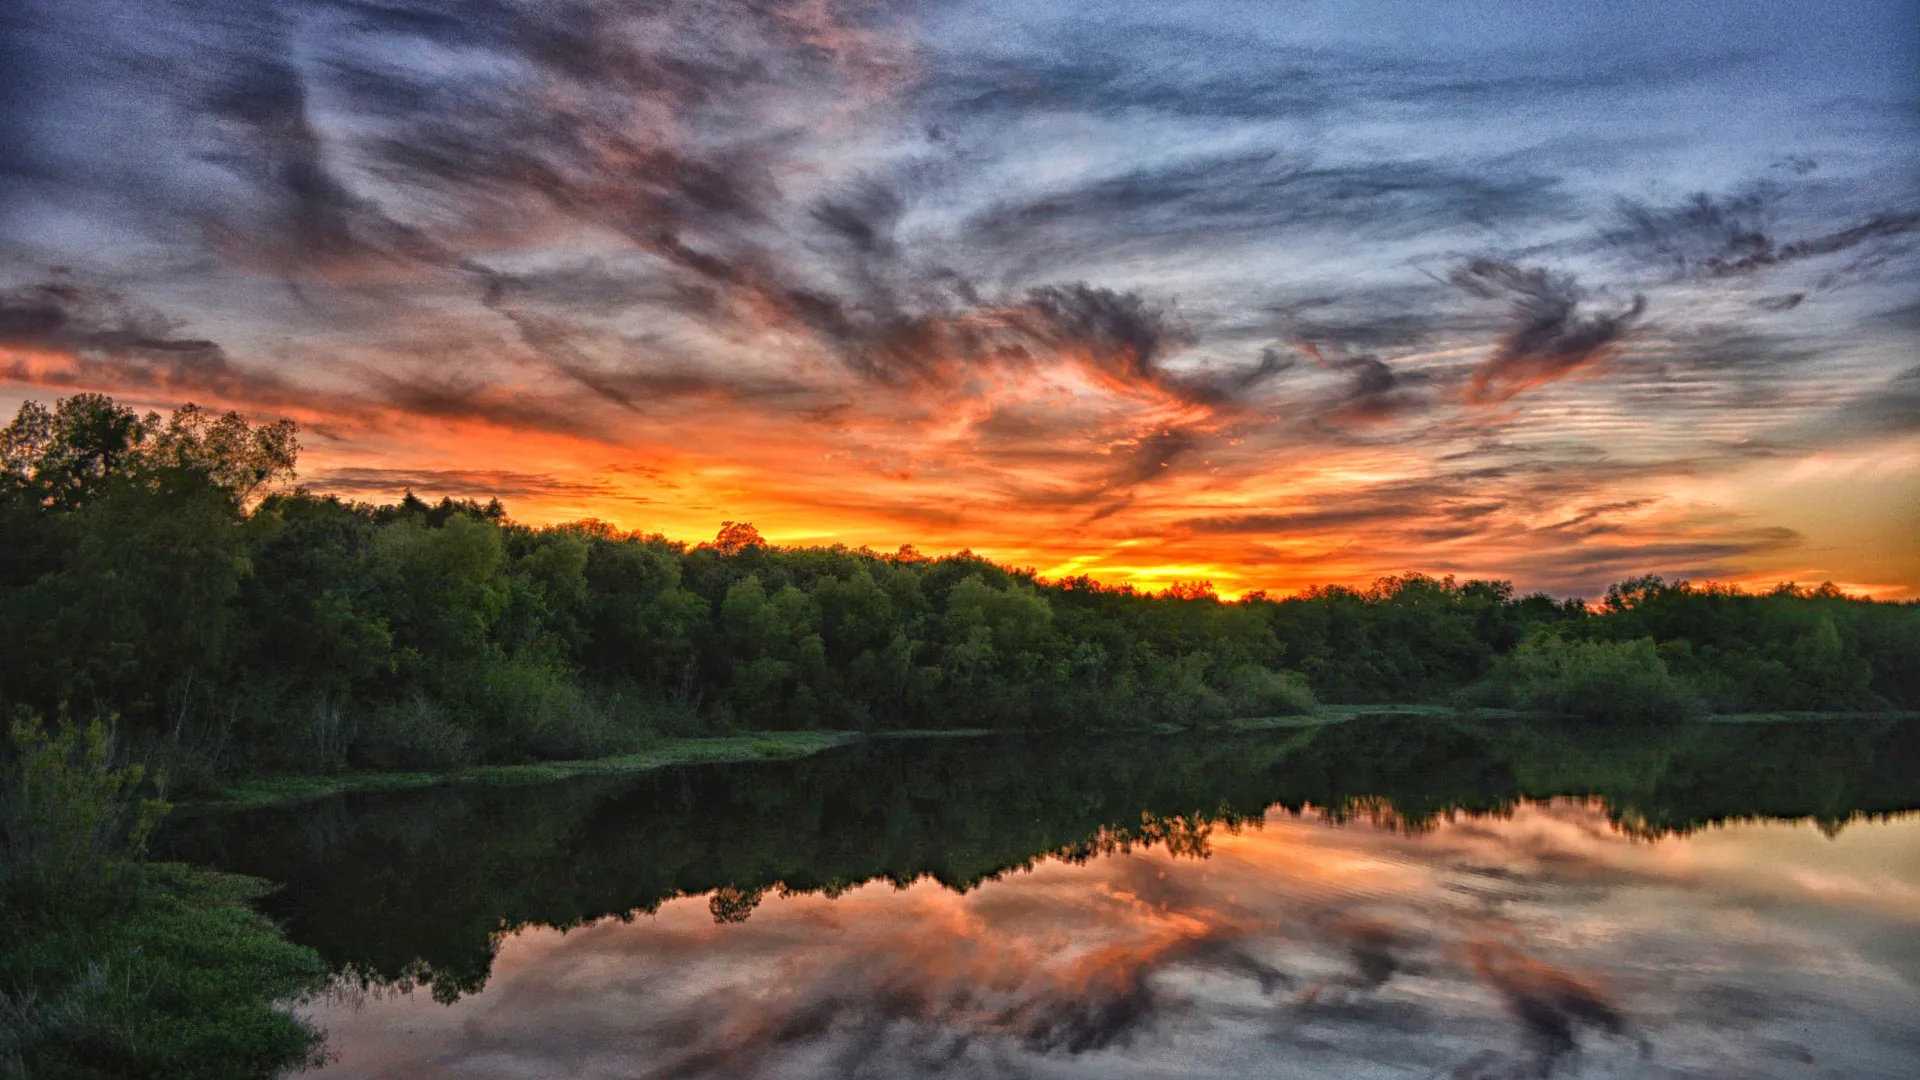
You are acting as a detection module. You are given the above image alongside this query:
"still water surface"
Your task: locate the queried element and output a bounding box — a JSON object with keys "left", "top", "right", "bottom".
{"left": 163, "top": 716, "right": 1920, "bottom": 1079}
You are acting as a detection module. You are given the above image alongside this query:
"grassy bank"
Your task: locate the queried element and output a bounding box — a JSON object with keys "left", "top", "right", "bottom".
{"left": 1703, "top": 709, "right": 1920, "bottom": 724}
{"left": 1, "top": 863, "right": 328, "bottom": 1080}
{"left": 2, "top": 715, "right": 328, "bottom": 1080}
{"left": 195, "top": 730, "right": 867, "bottom": 809}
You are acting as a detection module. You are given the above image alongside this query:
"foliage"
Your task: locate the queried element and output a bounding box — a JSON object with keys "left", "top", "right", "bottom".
{"left": 1485, "top": 629, "right": 1701, "bottom": 722}
{"left": 0, "top": 709, "right": 325, "bottom": 1080}
{"left": 0, "top": 864, "right": 327, "bottom": 1080}
{"left": 2, "top": 394, "right": 1915, "bottom": 788}
{"left": 0, "top": 713, "right": 170, "bottom": 914}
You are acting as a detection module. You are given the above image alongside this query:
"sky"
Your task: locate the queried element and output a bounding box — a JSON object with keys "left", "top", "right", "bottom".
{"left": 1, "top": 0, "right": 1916, "bottom": 598}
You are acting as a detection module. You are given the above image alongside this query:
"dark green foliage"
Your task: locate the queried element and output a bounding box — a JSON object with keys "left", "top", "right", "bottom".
{"left": 0, "top": 712, "right": 326, "bottom": 1080}
{"left": 1591, "top": 577, "right": 1886, "bottom": 711}
{"left": 2, "top": 394, "right": 1916, "bottom": 789}
{"left": 1481, "top": 629, "right": 1701, "bottom": 721}
{"left": 1, "top": 714, "right": 169, "bottom": 915}
{"left": 0, "top": 864, "right": 328, "bottom": 1080}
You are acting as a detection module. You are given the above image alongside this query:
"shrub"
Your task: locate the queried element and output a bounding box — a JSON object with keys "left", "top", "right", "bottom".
{"left": 480, "top": 656, "right": 633, "bottom": 759}
{"left": 1152, "top": 654, "right": 1232, "bottom": 726}
{"left": 1223, "top": 664, "right": 1320, "bottom": 718}
{"left": 0, "top": 712, "right": 170, "bottom": 914}
{"left": 1492, "top": 630, "right": 1700, "bottom": 722}
{"left": 353, "top": 692, "right": 478, "bottom": 771}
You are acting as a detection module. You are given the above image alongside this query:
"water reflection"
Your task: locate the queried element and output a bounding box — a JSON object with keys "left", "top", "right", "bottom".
{"left": 159, "top": 716, "right": 1920, "bottom": 1077}
{"left": 305, "top": 803, "right": 1920, "bottom": 1079}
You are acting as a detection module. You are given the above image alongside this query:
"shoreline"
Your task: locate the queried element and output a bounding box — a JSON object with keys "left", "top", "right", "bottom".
{"left": 185, "top": 707, "right": 1918, "bottom": 810}
{"left": 191, "top": 731, "right": 868, "bottom": 810}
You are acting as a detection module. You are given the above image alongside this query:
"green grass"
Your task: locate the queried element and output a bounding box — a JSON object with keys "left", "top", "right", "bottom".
{"left": 1229, "top": 714, "right": 1338, "bottom": 731}
{"left": 0, "top": 863, "right": 328, "bottom": 1080}
{"left": 1703, "top": 709, "right": 1920, "bottom": 724}
{"left": 197, "top": 730, "right": 864, "bottom": 809}
{"left": 1317, "top": 704, "right": 1547, "bottom": 718}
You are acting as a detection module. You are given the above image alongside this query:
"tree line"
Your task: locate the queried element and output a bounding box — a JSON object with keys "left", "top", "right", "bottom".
{"left": 3, "top": 395, "right": 1916, "bottom": 788}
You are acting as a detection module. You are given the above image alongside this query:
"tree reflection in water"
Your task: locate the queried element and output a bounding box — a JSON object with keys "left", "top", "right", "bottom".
{"left": 161, "top": 715, "right": 1920, "bottom": 1078}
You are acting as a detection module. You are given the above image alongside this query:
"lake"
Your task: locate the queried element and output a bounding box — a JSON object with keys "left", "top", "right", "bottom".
{"left": 159, "top": 715, "right": 1920, "bottom": 1079}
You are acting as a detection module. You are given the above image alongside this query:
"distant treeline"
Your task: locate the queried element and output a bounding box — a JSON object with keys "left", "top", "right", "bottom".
{"left": 3, "top": 395, "right": 1916, "bottom": 785}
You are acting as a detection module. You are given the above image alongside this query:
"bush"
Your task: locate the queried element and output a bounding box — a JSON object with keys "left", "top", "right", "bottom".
{"left": 353, "top": 693, "right": 478, "bottom": 771}
{"left": 1223, "top": 664, "right": 1320, "bottom": 718}
{"left": 1151, "top": 654, "right": 1231, "bottom": 726}
{"left": 1490, "top": 630, "right": 1700, "bottom": 722}
{"left": 479, "top": 656, "right": 633, "bottom": 759}
{"left": 0, "top": 712, "right": 170, "bottom": 914}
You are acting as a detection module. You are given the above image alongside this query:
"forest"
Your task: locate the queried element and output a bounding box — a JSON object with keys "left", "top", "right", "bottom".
{"left": 2, "top": 394, "right": 1916, "bottom": 794}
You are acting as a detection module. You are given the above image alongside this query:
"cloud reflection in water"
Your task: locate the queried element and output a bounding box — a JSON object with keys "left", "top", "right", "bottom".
{"left": 305, "top": 801, "right": 1920, "bottom": 1079}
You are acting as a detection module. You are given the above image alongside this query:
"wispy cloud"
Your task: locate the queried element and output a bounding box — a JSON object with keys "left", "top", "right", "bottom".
{"left": 1, "top": 0, "right": 1915, "bottom": 595}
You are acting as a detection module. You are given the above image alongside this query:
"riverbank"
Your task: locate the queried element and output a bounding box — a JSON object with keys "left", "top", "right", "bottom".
{"left": 195, "top": 730, "right": 868, "bottom": 809}
{"left": 186, "top": 707, "right": 1920, "bottom": 810}
{"left": 0, "top": 862, "right": 329, "bottom": 1080}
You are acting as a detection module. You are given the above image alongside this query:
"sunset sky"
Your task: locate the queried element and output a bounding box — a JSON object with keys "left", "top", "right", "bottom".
{"left": 2, "top": 0, "right": 1915, "bottom": 598}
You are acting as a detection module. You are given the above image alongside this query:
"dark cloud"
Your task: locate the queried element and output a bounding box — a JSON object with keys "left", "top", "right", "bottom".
{"left": 1607, "top": 187, "right": 1781, "bottom": 277}
{"left": 1600, "top": 327, "right": 1824, "bottom": 420}
{"left": 1449, "top": 260, "right": 1645, "bottom": 405}
{"left": 941, "top": 28, "right": 1740, "bottom": 125}
{"left": 1464, "top": 941, "right": 1628, "bottom": 1074}
{"left": 0, "top": 5, "right": 50, "bottom": 186}
{"left": 1106, "top": 428, "right": 1198, "bottom": 486}
{"left": 1267, "top": 294, "right": 1444, "bottom": 351}
{"left": 474, "top": 281, "right": 816, "bottom": 413}
{"left": 1610, "top": 188, "right": 1920, "bottom": 281}
{"left": 0, "top": 280, "right": 223, "bottom": 363}
{"left": 823, "top": 281, "right": 1212, "bottom": 404}
{"left": 1497, "top": 527, "right": 1805, "bottom": 599}
{"left": 1812, "top": 364, "right": 1920, "bottom": 441}
{"left": 0, "top": 278, "right": 300, "bottom": 404}
{"left": 943, "top": 37, "right": 1348, "bottom": 122}
{"left": 361, "top": 368, "right": 601, "bottom": 436}
{"left": 1297, "top": 345, "right": 1433, "bottom": 425}
{"left": 199, "top": 13, "right": 442, "bottom": 274}
{"left": 465, "top": 258, "right": 715, "bottom": 317}
{"left": 1175, "top": 345, "right": 1297, "bottom": 410}
{"left": 305, "top": 466, "right": 625, "bottom": 501}
{"left": 968, "top": 151, "right": 1571, "bottom": 265}
{"left": 1016, "top": 283, "right": 1191, "bottom": 387}
{"left": 177, "top": 3, "right": 1262, "bottom": 412}
{"left": 1182, "top": 477, "right": 1510, "bottom": 537}
{"left": 811, "top": 179, "right": 907, "bottom": 257}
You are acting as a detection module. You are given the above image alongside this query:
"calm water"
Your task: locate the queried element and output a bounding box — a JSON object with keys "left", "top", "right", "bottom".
{"left": 161, "top": 716, "right": 1920, "bottom": 1079}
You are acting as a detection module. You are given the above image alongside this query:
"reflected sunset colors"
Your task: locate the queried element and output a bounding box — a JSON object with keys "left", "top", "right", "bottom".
{"left": 302, "top": 802, "right": 1920, "bottom": 1080}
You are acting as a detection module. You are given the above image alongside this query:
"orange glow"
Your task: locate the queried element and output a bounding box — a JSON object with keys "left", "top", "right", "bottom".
{"left": 5, "top": 329, "right": 1915, "bottom": 599}
{"left": 296, "top": 802, "right": 1920, "bottom": 1078}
